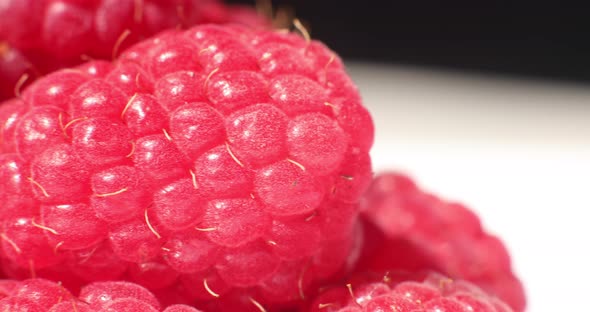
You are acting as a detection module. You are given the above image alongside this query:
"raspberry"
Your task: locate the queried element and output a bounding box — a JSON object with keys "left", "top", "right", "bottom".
{"left": 0, "top": 278, "right": 202, "bottom": 311}
{"left": 0, "top": 43, "right": 37, "bottom": 102}
{"left": 0, "top": 0, "right": 269, "bottom": 101}
{"left": 0, "top": 24, "right": 374, "bottom": 310}
{"left": 307, "top": 271, "right": 514, "bottom": 312}
{"left": 358, "top": 173, "right": 526, "bottom": 311}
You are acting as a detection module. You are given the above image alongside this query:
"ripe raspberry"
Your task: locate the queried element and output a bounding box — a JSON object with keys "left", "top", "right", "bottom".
{"left": 0, "top": 24, "right": 374, "bottom": 310}
{"left": 0, "top": 43, "right": 37, "bottom": 102}
{"left": 358, "top": 173, "right": 526, "bottom": 311}
{"left": 0, "top": 0, "right": 268, "bottom": 101}
{"left": 0, "top": 278, "right": 202, "bottom": 311}
{"left": 307, "top": 271, "right": 514, "bottom": 312}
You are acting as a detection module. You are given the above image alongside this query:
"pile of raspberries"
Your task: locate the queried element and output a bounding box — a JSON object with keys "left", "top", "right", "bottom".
{"left": 0, "top": 1, "right": 526, "bottom": 311}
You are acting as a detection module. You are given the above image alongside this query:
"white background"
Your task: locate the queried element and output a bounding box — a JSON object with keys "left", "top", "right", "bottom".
{"left": 348, "top": 63, "right": 590, "bottom": 312}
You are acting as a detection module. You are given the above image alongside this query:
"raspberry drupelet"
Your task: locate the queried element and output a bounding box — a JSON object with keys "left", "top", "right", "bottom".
{"left": 307, "top": 271, "right": 514, "bottom": 312}
{"left": 358, "top": 173, "right": 526, "bottom": 311}
{"left": 0, "top": 277, "right": 202, "bottom": 311}
{"left": 0, "top": 0, "right": 269, "bottom": 101}
{"left": 0, "top": 24, "right": 374, "bottom": 310}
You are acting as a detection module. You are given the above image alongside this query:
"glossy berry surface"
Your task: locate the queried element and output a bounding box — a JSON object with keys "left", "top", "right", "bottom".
{"left": 0, "top": 24, "right": 373, "bottom": 310}
{"left": 307, "top": 271, "right": 514, "bottom": 312}
{"left": 358, "top": 173, "right": 525, "bottom": 311}
{"left": 0, "top": 0, "right": 268, "bottom": 100}
{"left": 0, "top": 278, "right": 202, "bottom": 311}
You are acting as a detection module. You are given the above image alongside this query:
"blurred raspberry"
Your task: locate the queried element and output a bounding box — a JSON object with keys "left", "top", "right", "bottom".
{"left": 357, "top": 172, "right": 526, "bottom": 311}
{"left": 0, "top": 0, "right": 269, "bottom": 101}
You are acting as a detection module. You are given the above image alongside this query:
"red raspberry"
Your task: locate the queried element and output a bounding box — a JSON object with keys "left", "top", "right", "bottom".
{"left": 307, "top": 271, "right": 514, "bottom": 312}
{"left": 0, "top": 24, "right": 374, "bottom": 310}
{"left": 0, "top": 43, "right": 38, "bottom": 102}
{"left": 0, "top": 0, "right": 268, "bottom": 101}
{"left": 357, "top": 173, "right": 526, "bottom": 311}
{"left": 0, "top": 277, "right": 202, "bottom": 311}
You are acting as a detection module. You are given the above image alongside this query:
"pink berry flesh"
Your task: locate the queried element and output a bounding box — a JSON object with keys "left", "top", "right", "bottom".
{"left": 79, "top": 280, "right": 160, "bottom": 310}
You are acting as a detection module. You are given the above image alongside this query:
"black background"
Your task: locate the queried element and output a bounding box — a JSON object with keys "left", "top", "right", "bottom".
{"left": 228, "top": 0, "right": 590, "bottom": 83}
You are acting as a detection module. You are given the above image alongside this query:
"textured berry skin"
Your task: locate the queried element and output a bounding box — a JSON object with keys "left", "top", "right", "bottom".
{"left": 0, "top": 0, "right": 268, "bottom": 101}
{"left": 358, "top": 173, "right": 525, "bottom": 311}
{"left": 0, "top": 278, "right": 202, "bottom": 311}
{"left": 307, "top": 271, "right": 514, "bottom": 312}
{"left": 0, "top": 25, "right": 373, "bottom": 310}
